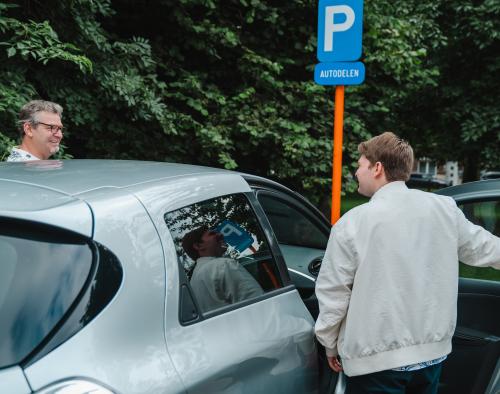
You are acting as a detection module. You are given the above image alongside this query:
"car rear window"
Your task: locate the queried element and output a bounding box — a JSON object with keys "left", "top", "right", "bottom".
{"left": 0, "top": 220, "right": 93, "bottom": 368}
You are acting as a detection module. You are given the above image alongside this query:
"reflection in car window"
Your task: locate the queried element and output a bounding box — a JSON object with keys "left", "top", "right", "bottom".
{"left": 258, "top": 194, "right": 328, "bottom": 250}
{"left": 164, "top": 193, "right": 282, "bottom": 314}
{"left": 459, "top": 200, "right": 500, "bottom": 282}
{"left": 0, "top": 224, "right": 93, "bottom": 367}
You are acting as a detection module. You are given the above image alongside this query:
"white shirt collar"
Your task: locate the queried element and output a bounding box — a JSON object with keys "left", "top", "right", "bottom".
{"left": 8, "top": 147, "right": 41, "bottom": 161}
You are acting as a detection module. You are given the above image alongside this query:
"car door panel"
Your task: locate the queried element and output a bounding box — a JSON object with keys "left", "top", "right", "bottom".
{"left": 0, "top": 366, "right": 31, "bottom": 394}
{"left": 279, "top": 244, "right": 323, "bottom": 320}
{"left": 434, "top": 190, "right": 500, "bottom": 394}
{"left": 141, "top": 179, "right": 319, "bottom": 393}
{"left": 440, "top": 278, "right": 500, "bottom": 394}
{"left": 166, "top": 291, "right": 318, "bottom": 393}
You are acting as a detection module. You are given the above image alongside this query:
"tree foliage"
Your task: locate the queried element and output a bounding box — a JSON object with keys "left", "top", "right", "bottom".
{"left": 0, "top": 0, "right": 497, "bottom": 202}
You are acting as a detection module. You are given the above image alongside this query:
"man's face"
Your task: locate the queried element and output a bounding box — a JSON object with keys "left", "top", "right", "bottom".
{"left": 195, "top": 230, "right": 227, "bottom": 258}
{"left": 355, "top": 155, "right": 378, "bottom": 197}
{"left": 27, "top": 111, "right": 63, "bottom": 159}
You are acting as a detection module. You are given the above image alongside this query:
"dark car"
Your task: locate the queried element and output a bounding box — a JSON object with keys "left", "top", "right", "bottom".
{"left": 406, "top": 173, "right": 449, "bottom": 190}
{"left": 480, "top": 171, "right": 500, "bottom": 180}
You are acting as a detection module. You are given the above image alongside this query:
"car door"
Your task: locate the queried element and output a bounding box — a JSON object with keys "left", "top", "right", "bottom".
{"left": 135, "top": 173, "right": 318, "bottom": 393}
{"left": 437, "top": 194, "right": 500, "bottom": 394}
{"left": 248, "top": 181, "right": 345, "bottom": 393}
{"left": 247, "top": 181, "right": 330, "bottom": 320}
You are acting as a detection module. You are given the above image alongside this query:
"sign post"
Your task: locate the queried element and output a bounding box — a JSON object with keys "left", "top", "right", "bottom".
{"left": 331, "top": 85, "right": 344, "bottom": 224}
{"left": 315, "top": 0, "right": 364, "bottom": 224}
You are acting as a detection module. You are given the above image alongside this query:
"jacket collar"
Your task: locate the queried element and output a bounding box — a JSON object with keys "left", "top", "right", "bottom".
{"left": 371, "top": 181, "right": 408, "bottom": 201}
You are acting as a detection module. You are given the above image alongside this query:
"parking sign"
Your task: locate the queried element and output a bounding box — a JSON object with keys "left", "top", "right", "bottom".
{"left": 317, "top": 0, "right": 363, "bottom": 62}
{"left": 214, "top": 220, "right": 254, "bottom": 253}
{"left": 314, "top": 61, "right": 365, "bottom": 85}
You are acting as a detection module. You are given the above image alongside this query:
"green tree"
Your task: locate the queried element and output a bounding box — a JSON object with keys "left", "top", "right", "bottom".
{"left": 2, "top": 0, "right": 495, "bottom": 206}
{"left": 421, "top": 1, "right": 499, "bottom": 181}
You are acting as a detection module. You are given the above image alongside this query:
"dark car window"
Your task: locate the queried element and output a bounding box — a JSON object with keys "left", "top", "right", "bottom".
{"left": 258, "top": 193, "right": 328, "bottom": 250}
{"left": 164, "top": 193, "right": 283, "bottom": 316}
{"left": 459, "top": 200, "right": 500, "bottom": 282}
{"left": 0, "top": 223, "right": 93, "bottom": 368}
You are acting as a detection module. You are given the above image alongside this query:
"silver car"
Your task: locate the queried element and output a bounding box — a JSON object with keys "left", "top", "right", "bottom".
{"left": 0, "top": 160, "right": 323, "bottom": 394}
{"left": 1, "top": 160, "right": 498, "bottom": 394}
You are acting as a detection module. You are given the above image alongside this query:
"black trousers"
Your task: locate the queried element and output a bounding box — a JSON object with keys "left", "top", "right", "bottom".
{"left": 345, "top": 363, "right": 442, "bottom": 394}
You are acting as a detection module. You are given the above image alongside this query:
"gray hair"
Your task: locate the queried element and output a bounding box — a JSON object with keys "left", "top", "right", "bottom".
{"left": 18, "top": 100, "right": 63, "bottom": 136}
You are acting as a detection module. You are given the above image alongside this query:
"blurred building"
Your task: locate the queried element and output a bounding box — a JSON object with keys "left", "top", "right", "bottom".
{"left": 409, "top": 158, "right": 462, "bottom": 189}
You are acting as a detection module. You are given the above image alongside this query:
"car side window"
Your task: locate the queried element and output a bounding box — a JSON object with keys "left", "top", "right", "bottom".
{"left": 257, "top": 193, "right": 328, "bottom": 250}
{"left": 164, "top": 193, "right": 283, "bottom": 315}
{"left": 0, "top": 222, "right": 94, "bottom": 368}
{"left": 459, "top": 200, "right": 500, "bottom": 282}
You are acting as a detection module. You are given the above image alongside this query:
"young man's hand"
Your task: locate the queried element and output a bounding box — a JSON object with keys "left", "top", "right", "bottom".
{"left": 327, "top": 356, "right": 343, "bottom": 372}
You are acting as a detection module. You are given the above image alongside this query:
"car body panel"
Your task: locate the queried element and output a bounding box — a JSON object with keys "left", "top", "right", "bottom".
{"left": 0, "top": 366, "right": 30, "bottom": 394}
{"left": 0, "top": 160, "right": 231, "bottom": 196}
{"left": 0, "top": 180, "right": 92, "bottom": 236}
{"left": 437, "top": 178, "right": 500, "bottom": 202}
{"left": 130, "top": 172, "right": 251, "bottom": 214}
{"left": 24, "top": 188, "right": 185, "bottom": 393}
{"left": 165, "top": 290, "right": 318, "bottom": 393}
{"left": 134, "top": 176, "right": 318, "bottom": 392}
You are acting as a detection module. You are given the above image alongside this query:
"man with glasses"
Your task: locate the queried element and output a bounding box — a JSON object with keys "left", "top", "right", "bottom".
{"left": 6, "top": 100, "right": 64, "bottom": 161}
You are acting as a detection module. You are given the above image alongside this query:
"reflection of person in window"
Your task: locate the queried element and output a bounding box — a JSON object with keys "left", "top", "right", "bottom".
{"left": 182, "top": 225, "right": 264, "bottom": 312}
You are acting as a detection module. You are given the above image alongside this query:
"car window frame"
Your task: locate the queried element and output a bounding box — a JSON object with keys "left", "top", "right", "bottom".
{"left": 455, "top": 196, "right": 500, "bottom": 236}
{"left": 252, "top": 188, "right": 331, "bottom": 249}
{"left": 0, "top": 217, "right": 124, "bottom": 368}
{"left": 165, "top": 191, "right": 296, "bottom": 326}
{"left": 454, "top": 196, "right": 500, "bottom": 282}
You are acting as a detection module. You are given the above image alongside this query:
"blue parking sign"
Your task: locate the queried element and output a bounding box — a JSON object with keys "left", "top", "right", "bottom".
{"left": 317, "top": 0, "right": 364, "bottom": 62}
{"left": 214, "top": 220, "right": 254, "bottom": 253}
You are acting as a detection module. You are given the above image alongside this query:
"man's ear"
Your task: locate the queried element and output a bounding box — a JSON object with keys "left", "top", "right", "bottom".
{"left": 192, "top": 242, "right": 201, "bottom": 252}
{"left": 23, "top": 122, "right": 32, "bottom": 137}
{"left": 374, "top": 162, "right": 385, "bottom": 178}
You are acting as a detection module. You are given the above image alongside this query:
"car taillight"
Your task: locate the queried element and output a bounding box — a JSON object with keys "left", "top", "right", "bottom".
{"left": 35, "top": 379, "right": 115, "bottom": 394}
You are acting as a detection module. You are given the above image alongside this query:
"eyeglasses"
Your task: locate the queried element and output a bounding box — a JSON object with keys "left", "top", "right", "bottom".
{"left": 35, "top": 121, "right": 64, "bottom": 134}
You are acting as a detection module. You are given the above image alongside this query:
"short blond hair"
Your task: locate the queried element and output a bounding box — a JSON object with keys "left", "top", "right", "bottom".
{"left": 358, "top": 132, "right": 414, "bottom": 181}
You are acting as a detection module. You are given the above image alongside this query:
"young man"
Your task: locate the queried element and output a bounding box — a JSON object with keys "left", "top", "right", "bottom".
{"left": 315, "top": 132, "right": 500, "bottom": 393}
{"left": 182, "top": 226, "right": 263, "bottom": 313}
{"left": 6, "top": 100, "right": 63, "bottom": 161}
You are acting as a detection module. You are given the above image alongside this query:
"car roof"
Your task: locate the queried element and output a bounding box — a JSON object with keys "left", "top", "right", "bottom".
{"left": 0, "top": 159, "right": 231, "bottom": 196}
{"left": 436, "top": 178, "right": 500, "bottom": 202}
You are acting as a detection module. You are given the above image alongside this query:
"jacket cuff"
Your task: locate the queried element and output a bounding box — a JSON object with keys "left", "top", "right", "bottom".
{"left": 325, "top": 347, "right": 338, "bottom": 357}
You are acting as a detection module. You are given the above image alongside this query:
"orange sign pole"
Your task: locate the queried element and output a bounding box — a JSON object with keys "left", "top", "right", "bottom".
{"left": 331, "top": 85, "right": 345, "bottom": 225}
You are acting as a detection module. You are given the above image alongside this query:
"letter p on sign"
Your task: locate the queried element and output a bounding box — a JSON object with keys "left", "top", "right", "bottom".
{"left": 317, "top": 0, "right": 363, "bottom": 62}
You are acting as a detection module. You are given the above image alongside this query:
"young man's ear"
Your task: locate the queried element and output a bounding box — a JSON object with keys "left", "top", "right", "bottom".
{"left": 374, "top": 161, "right": 385, "bottom": 177}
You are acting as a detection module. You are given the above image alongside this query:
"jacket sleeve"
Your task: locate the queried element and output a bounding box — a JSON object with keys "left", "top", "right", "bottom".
{"left": 455, "top": 204, "right": 500, "bottom": 269}
{"left": 315, "top": 223, "right": 357, "bottom": 357}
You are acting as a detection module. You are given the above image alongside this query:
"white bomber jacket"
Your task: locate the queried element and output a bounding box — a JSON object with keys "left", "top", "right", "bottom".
{"left": 315, "top": 181, "right": 500, "bottom": 376}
